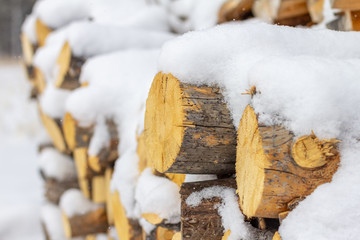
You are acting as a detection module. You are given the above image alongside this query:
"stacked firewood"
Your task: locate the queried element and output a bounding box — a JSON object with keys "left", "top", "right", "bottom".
{"left": 327, "top": 0, "right": 360, "bottom": 30}
{"left": 20, "top": 1, "right": 354, "bottom": 240}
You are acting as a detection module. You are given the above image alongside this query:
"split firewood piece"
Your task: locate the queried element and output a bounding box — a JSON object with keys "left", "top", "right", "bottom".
{"left": 34, "top": 66, "right": 47, "bottom": 94}
{"left": 253, "top": 0, "right": 323, "bottom": 26}
{"left": 145, "top": 72, "right": 237, "bottom": 174}
{"left": 61, "top": 189, "right": 108, "bottom": 238}
{"left": 73, "top": 147, "right": 107, "bottom": 203}
{"left": 63, "top": 112, "right": 94, "bottom": 152}
{"left": 105, "top": 168, "right": 114, "bottom": 225}
{"left": 278, "top": 211, "right": 290, "bottom": 224}
{"left": 20, "top": 33, "right": 37, "bottom": 82}
{"left": 331, "top": 0, "right": 360, "bottom": 11}
{"left": 39, "top": 107, "right": 69, "bottom": 154}
{"left": 218, "top": 0, "right": 255, "bottom": 23}
{"left": 180, "top": 178, "right": 236, "bottom": 240}
{"left": 145, "top": 227, "right": 177, "bottom": 240}
{"left": 111, "top": 190, "right": 142, "bottom": 240}
{"left": 236, "top": 105, "right": 340, "bottom": 219}
{"left": 35, "top": 18, "right": 52, "bottom": 47}
{"left": 88, "top": 119, "right": 119, "bottom": 173}
{"left": 54, "top": 42, "right": 85, "bottom": 90}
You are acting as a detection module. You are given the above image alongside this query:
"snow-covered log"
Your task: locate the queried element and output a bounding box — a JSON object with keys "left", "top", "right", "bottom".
{"left": 144, "top": 72, "right": 237, "bottom": 174}
{"left": 236, "top": 105, "right": 340, "bottom": 219}
{"left": 60, "top": 189, "right": 108, "bottom": 238}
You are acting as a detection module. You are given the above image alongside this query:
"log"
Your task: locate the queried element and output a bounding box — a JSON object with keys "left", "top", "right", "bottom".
{"left": 180, "top": 178, "right": 236, "bottom": 240}
{"left": 276, "top": 0, "right": 309, "bottom": 20}
{"left": 73, "top": 147, "right": 107, "bottom": 203}
{"left": 145, "top": 227, "right": 176, "bottom": 240}
{"left": 172, "top": 232, "right": 181, "bottom": 240}
{"left": 307, "top": 0, "right": 324, "bottom": 23}
{"left": 273, "top": 232, "right": 281, "bottom": 240}
{"left": 236, "top": 105, "right": 340, "bottom": 218}
{"left": 274, "top": 13, "right": 314, "bottom": 27}
{"left": 111, "top": 191, "right": 142, "bottom": 240}
{"left": 20, "top": 33, "right": 37, "bottom": 82}
{"left": 145, "top": 72, "right": 237, "bottom": 174}
{"left": 43, "top": 176, "right": 79, "bottom": 204}
{"left": 54, "top": 42, "right": 85, "bottom": 90}
{"left": 88, "top": 119, "right": 119, "bottom": 173}
{"left": 105, "top": 168, "right": 115, "bottom": 225}
{"left": 63, "top": 112, "right": 94, "bottom": 151}
{"left": 62, "top": 206, "right": 108, "bottom": 238}
{"left": 218, "top": 0, "right": 254, "bottom": 23}
{"left": 34, "top": 67, "right": 47, "bottom": 94}
{"left": 331, "top": 0, "right": 360, "bottom": 10}
{"left": 39, "top": 107, "right": 69, "bottom": 154}
{"left": 35, "top": 18, "right": 52, "bottom": 47}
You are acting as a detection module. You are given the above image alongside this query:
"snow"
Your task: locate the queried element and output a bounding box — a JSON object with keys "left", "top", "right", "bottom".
{"left": 0, "top": 61, "right": 43, "bottom": 239}
{"left": 22, "top": 14, "right": 37, "bottom": 44}
{"left": 186, "top": 186, "right": 251, "bottom": 240}
{"left": 39, "top": 84, "right": 71, "bottom": 119}
{"left": 88, "top": 117, "right": 110, "bottom": 156}
{"left": 41, "top": 203, "right": 67, "bottom": 240}
{"left": 38, "top": 148, "right": 77, "bottom": 181}
{"left": 184, "top": 174, "right": 218, "bottom": 182}
{"left": 33, "top": 0, "right": 91, "bottom": 29}
{"left": 158, "top": 22, "right": 360, "bottom": 239}
{"left": 60, "top": 189, "right": 102, "bottom": 217}
{"left": 33, "top": 21, "right": 174, "bottom": 85}
{"left": 159, "top": 22, "right": 360, "bottom": 128}
{"left": 135, "top": 168, "right": 181, "bottom": 223}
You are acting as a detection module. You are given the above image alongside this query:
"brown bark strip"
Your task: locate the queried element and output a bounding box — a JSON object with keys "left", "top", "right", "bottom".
{"left": 218, "top": 0, "right": 254, "bottom": 23}
{"left": 62, "top": 207, "right": 108, "bottom": 238}
{"left": 44, "top": 176, "right": 79, "bottom": 204}
{"left": 145, "top": 72, "right": 236, "bottom": 174}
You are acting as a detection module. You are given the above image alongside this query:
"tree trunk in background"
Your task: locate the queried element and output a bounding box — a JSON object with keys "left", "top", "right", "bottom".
{"left": 0, "top": 0, "right": 37, "bottom": 58}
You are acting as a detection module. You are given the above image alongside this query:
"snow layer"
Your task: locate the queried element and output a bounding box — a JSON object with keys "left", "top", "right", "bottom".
{"left": 39, "top": 84, "right": 71, "bottom": 119}
{"left": 41, "top": 203, "right": 67, "bottom": 240}
{"left": 33, "top": 0, "right": 91, "bottom": 29}
{"left": 21, "top": 14, "right": 37, "bottom": 44}
{"left": 38, "top": 148, "right": 77, "bottom": 181}
{"left": 60, "top": 189, "right": 102, "bottom": 217}
{"left": 135, "top": 168, "right": 181, "bottom": 223}
{"left": 159, "top": 22, "right": 360, "bottom": 239}
{"left": 158, "top": 22, "right": 360, "bottom": 129}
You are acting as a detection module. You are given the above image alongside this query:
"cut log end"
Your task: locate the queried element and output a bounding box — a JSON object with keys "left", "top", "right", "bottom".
{"left": 142, "top": 213, "right": 163, "bottom": 225}
{"left": 273, "top": 232, "right": 281, "bottom": 240}
{"left": 236, "top": 105, "right": 266, "bottom": 218}
{"left": 292, "top": 134, "right": 339, "bottom": 169}
{"left": 172, "top": 232, "right": 181, "bottom": 240}
{"left": 236, "top": 105, "right": 340, "bottom": 218}
{"left": 145, "top": 72, "right": 236, "bottom": 174}
{"left": 35, "top": 18, "right": 52, "bottom": 47}
{"left": 145, "top": 72, "right": 184, "bottom": 173}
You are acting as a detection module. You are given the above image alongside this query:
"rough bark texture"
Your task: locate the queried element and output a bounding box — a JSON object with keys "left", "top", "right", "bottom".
{"left": 59, "top": 56, "right": 85, "bottom": 90}
{"left": 218, "top": 0, "right": 254, "bottom": 23}
{"left": 145, "top": 72, "right": 236, "bottom": 174}
{"left": 275, "top": 13, "right": 314, "bottom": 27}
{"left": 236, "top": 105, "right": 340, "bottom": 218}
{"left": 180, "top": 178, "right": 236, "bottom": 240}
{"left": 63, "top": 207, "right": 108, "bottom": 238}
{"left": 44, "top": 176, "right": 79, "bottom": 204}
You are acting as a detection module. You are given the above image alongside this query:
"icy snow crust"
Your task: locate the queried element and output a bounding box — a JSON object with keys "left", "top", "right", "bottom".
{"left": 159, "top": 22, "right": 360, "bottom": 240}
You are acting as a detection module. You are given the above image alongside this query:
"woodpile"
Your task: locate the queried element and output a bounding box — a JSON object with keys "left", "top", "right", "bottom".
{"left": 20, "top": 1, "right": 355, "bottom": 240}
{"left": 327, "top": 0, "right": 360, "bottom": 31}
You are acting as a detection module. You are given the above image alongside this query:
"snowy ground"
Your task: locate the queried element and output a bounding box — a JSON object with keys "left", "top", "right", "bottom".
{"left": 0, "top": 59, "right": 44, "bottom": 239}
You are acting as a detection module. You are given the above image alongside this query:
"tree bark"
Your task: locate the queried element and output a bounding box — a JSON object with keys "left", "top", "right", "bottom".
{"left": 218, "top": 0, "right": 254, "bottom": 23}
{"left": 236, "top": 105, "right": 340, "bottom": 219}
{"left": 62, "top": 206, "right": 108, "bottom": 238}
{"left": 180, "top": 178, "right": 236, "bottom": 240}
{"left": 145, "top": 72, "right": 237, "bottom": 174}
{"left": 43, "top": 176, "right": 79, "bottom": 204}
